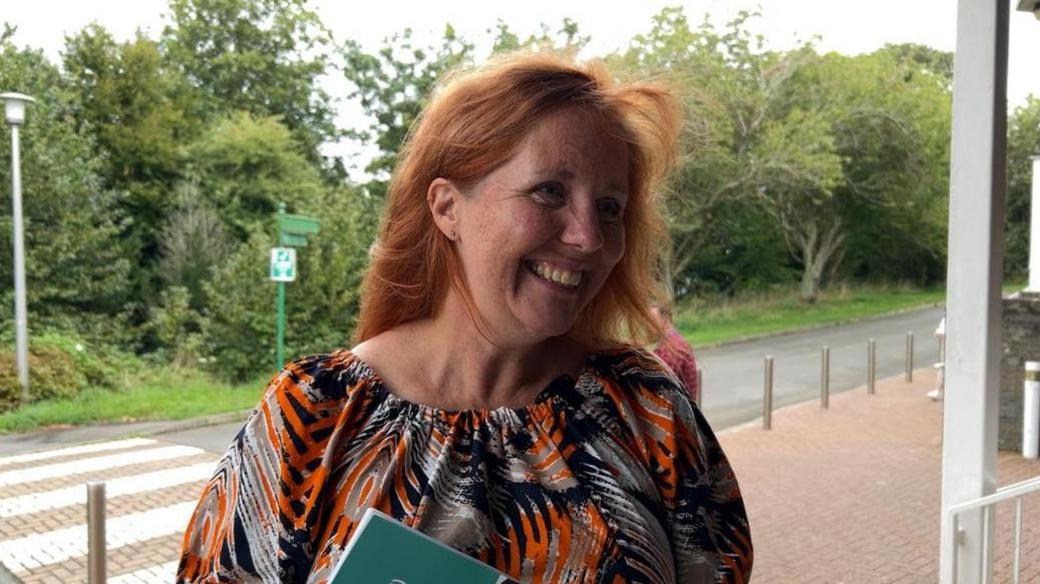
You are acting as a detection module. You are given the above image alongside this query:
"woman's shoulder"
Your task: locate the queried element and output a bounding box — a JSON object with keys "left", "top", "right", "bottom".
{"left": 590, "top": 346, "right": 686, "bottom": 396}
{"left": 269, "top": 349, "right": 378, "bottom": 405}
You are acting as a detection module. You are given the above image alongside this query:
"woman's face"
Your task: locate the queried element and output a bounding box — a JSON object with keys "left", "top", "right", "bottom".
{"left": 450, "top": 107, "right": 630, "bottom": 346}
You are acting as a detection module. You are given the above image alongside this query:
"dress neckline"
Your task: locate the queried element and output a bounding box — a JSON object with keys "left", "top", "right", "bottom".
{"left": 337, "top": 349, "right": 600, "bottom": 421}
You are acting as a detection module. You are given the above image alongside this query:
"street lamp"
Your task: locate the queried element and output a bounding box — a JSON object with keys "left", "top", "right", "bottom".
{"left": 2, "top": 92, "right": 36, "bottom": 400}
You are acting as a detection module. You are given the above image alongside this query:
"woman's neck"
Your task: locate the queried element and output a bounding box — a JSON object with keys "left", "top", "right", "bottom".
{"left": 358, "top": 293, "right": 587, "bottom": 411}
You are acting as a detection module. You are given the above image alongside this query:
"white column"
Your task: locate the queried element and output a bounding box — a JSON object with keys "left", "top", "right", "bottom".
{"left": 939, "top": 0, "right": 1009, "bottom": 582}
{"left": 1028, "top": 155, "right": 1040, "bottom": 292}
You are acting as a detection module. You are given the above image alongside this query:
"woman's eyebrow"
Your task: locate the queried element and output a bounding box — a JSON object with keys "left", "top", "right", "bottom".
{"left": 531, "top": 167, "right": 628, "bottom": 193}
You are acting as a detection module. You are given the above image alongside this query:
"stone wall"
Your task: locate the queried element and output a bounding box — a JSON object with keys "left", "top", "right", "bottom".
{"left": 999, "top": 292, "right": 1040, "bottom": 451}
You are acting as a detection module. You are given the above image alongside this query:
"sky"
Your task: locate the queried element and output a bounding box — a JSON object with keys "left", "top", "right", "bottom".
{"left": 4, "top": 0, "right": 1040, "bottom": 171}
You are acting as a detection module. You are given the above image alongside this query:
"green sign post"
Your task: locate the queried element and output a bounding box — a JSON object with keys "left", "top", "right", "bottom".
{"left": 272, "top": 203, "right": 320, "bottom": 371}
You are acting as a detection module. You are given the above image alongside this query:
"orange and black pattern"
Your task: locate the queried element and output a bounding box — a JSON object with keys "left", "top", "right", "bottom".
{"left": 177, "top": 349, "right": 752, "bottom": 583}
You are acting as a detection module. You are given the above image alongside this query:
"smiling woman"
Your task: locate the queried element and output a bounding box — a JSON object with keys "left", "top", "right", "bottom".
{"left": 177, "top": 52, "right": 753, "bottom": 584}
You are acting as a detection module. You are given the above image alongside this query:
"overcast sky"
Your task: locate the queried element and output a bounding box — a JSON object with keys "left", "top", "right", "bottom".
{"left": 5, "top": 0, "right": 1040, "bottom": 171}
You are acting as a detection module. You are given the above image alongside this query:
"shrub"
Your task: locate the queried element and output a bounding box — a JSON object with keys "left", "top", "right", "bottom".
{"left": 0, "top": 332, "right": 136, "bottom": 413}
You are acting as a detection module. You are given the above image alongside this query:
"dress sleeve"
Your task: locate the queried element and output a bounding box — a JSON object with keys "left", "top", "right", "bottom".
{"left": 176, "top": 355, "right": 341, "bottom": 583}
{"left": 627, "top": 351, "right": 751, "bottom": 583}
{"left": 662, "top": 388, "right": 753, "bottom": 583}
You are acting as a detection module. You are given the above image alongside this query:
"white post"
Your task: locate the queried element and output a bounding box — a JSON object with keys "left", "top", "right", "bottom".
{"left": 10, "top": 124, "right": 28, "bottom": 395}
{"left": 939, "top": 0, "right": 1008, "bottom": 582}
{"left": 1028, "top": 156, "right": 1040, "bottom": 292}
{"left": 2, "top": 92, "right": 34, "bottom": 399}
{"left": 1025, "top": 362, "right": 1040, "bottom": 459}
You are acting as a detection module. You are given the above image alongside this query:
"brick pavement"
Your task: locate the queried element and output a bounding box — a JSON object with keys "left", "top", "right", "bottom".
{"left": 0, "top": 439, "right": 219, "bottom": 583}
{"left": 717, "top": 367, "right": 1040, "bottom": 583}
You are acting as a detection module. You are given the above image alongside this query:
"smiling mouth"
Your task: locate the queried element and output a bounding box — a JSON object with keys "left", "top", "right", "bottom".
{"left": 527, "top": 261, "right": 583, "bottom": 288}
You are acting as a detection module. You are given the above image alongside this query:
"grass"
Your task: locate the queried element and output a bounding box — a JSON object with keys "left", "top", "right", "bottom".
{"left": 675, "top": 280, "right": 1026, "bottom": 347}
{"left": 0, "top": 368, "right": 267, "bottom": 434}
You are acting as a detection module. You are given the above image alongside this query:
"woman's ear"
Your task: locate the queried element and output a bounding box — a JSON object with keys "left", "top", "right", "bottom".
{"left": 428, "top": 178, "right": 462, "bottom": 241}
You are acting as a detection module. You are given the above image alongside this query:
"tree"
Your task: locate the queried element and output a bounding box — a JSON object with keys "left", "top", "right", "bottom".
{"left": 1006, "top": 96, "right": 1040, "bottom": 277}
{"left": 161, "top": 0, "right": 336, "bottom": 166}
{"left": 62, "top": 25, "right": 198, "bottom": 304}
{"left": 0, "top": 30, "right": 134, "bottom": 340}
{"left": 202, "top": 185, "right": 377, "bottom": 381}
{"left": 340, "top": 25, "right": 474, "bottom": 195}
{"left": 183, "top": 111, "right": 325, "bottom": 239}
{"left": 616, "top": 9, "right": 820, "bottom": 297}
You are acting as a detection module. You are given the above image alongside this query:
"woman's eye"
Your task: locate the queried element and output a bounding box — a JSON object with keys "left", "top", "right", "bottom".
{"left": 531, "top": 182, "right": 566, "bottom": 206}
{"left": 597, "top": 198, "right": 624, "bottom": 223}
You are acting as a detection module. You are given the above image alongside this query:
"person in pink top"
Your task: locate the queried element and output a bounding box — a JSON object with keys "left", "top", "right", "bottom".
{"left": 652, "top": 305, "right": 701, "bottom": 405}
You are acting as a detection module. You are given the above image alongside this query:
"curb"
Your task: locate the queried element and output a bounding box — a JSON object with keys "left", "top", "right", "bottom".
{"left": 692, "top": 301, "right": 945, "bottom": 350}
{"left": 147, "top": 408, "right": 254, "bottom": 437}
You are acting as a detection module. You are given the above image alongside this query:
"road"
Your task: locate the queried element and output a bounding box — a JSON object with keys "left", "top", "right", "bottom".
{"left": 698, "top": 305, "right": 944, "bottom": 428}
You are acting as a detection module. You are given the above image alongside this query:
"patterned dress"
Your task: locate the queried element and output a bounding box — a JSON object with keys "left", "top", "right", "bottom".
{"left": 176, "top": 348, "right": 752, "bottom": 583}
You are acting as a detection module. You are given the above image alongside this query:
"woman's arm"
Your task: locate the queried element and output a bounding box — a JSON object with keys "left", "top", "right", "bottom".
{"left": 176, "top": 356, "right": 340, "bottom": 583}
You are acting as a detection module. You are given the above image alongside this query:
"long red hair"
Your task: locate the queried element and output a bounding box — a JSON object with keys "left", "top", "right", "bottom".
{"left": 354, "top": 52, "right": 682, "bottom": 347}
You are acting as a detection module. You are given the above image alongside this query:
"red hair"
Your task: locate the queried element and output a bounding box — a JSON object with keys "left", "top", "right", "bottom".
{"left": 354, "top": 52, "right": 682, "bottom": 347}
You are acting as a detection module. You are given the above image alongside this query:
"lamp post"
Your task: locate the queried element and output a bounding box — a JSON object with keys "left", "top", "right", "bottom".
{"left": 2, "top": 92, "right": 36, "bottom": 400}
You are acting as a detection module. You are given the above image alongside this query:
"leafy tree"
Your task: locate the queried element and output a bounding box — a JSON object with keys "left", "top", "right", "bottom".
{"left": 617, "top": 9, "right": 821, "bottom": 297}
{"left": 1006, "top": 96, "right": 1040, "bottom": 277}
{"left": 340, "top": 25, "right": 474, "bottom": 195}
{"left": 158, "top": 180, "right": 231, "bottom": 309}
{"left": 0, "top": 31, "right": 134, "bottom": 340}
{"left": 161, "top": 0, "right": 336, "bottom": 165}
{"left": 488, "top": 18, "right": 589, "bottom": 55}
{"left": 203, "top": 185, "right": 377, "bottom": 381}
{"left": 184, "top": 111, "right": 325, "bottom": 239}
{"left": 62, "top": 25, "right": 198, "bottom": 304}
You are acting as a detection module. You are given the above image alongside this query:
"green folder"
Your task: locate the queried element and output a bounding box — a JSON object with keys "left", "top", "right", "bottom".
{"left": 330, "top": 508, "right": 520, "bottom": 584}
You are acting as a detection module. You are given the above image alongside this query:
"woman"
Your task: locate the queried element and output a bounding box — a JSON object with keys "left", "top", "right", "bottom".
{"left": 177, "top": 52, "right": 752, "bottom": 583}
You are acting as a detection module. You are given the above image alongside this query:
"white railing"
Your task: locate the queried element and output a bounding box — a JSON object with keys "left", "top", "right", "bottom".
{"left": 942, "top": 474, "right": 1040, "bottom": 584}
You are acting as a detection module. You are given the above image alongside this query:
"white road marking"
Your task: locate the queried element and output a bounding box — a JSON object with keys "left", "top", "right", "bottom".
{"left": 0, "top": 501, "right": 197, "bottom": 572}
{"left": 0, "top": 438, "right": 157, "bottom": 467}
{"left": 0, "top": 461, "right": 216, "bottom": 518}
{"left": 0, "top": 445, "right": 204, "bottom": 487}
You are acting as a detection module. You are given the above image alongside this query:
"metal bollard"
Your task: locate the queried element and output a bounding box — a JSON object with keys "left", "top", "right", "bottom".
{"left": 763, "top": 356, "right": 774, "bottom": 430}
{"left": 906, "top": 331, "right": 914, "bottom": 383}
{"left": 821, "top": 346, "right": 830, "bottom": 409}
{"left": 1025, "top": 362, "right": 1040, "bottom": 459}
{"left": 867, "top": 338, "right": 877, "bottom": 395}
{"left": 87, "top": 482, "right": 106, "bottom": 584}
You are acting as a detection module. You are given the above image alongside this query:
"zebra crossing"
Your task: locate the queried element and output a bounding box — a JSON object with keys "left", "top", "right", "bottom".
{"left": 0, "top": 437, "right": 221, "bottom": 583}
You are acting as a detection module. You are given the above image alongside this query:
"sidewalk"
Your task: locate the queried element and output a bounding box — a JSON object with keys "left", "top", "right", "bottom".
{"left": 717, "top": 367, "right": 1040, "bottom": 583}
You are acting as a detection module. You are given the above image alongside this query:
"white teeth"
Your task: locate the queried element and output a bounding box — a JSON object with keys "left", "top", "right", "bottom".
{"left": 530, "top": 262, "right": 581, "bottom": 287}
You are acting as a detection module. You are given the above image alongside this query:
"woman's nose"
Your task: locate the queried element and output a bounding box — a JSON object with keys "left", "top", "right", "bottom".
{"left": 559, "top": 203, "right": 605, "bottom": 253}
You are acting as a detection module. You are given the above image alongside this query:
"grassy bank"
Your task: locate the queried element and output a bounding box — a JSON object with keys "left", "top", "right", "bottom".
{"left": 674, "top": 283, "right": 947, "bottom": 347}
{"left": 0, "top": 368, "right": 267, "bottom": 434}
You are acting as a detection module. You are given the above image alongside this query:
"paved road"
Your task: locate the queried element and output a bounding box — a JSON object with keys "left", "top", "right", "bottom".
{"left": 160, "top": 305, "right": 947, "bottom": 454}
{"left": 698, "top": 305, "right": 944, "bottom": 429}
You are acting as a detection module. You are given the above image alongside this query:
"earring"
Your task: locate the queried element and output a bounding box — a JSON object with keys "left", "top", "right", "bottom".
{"left": 449, "top": 230, "right": 456, "bottom": 240}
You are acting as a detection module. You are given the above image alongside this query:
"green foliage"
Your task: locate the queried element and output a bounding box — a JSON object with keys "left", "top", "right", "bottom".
{"left": 184, "top": 111, "right": 325, "bottom": 239}
{"left": 0, "top": 331, "right": 135, "bottom": 413}
{"left": 0, "top": 36, "right": 134, "bottom": 340}
{"left": 161, "top": 0, "right": 337, "bottom": 166}
{"left": 62, "top": 25, "right": 198, "bottom": 302}
{"left": 616, "top": 8, "right": 951, "bottom": 302}
{"left": 341, "top": 25, "right": 474, "bottom": 193}
{"left": 1006, "top": 96, "right": 1040, "bottom": 276}
{"left": 203, "top": 186, "right": 377, "bottom": 381}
